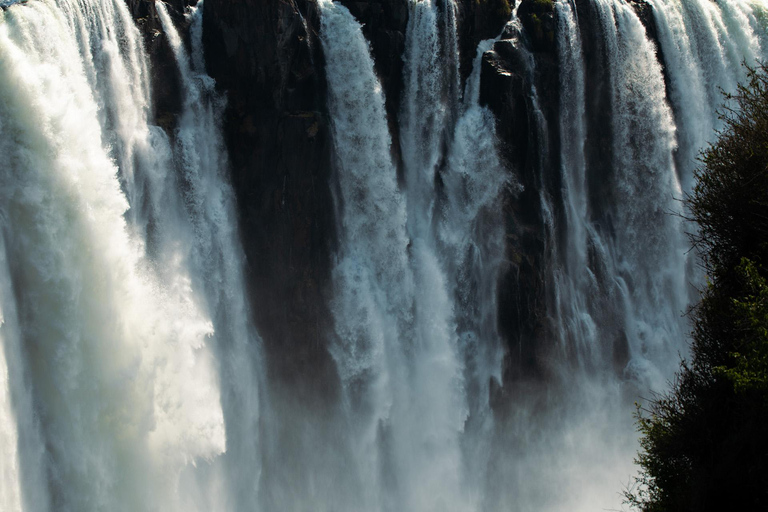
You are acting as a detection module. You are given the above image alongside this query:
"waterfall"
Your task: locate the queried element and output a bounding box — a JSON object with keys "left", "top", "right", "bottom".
{"left": 499, "top": 0, "right": 688, "bottom": 507}
{"left": 0, "top": 0, "right": 226, "bottom": 505}
{"left": 317, "top": 1, "right": 409, "bottom": 508}
{"left": 2, "top": 0, "right": 768, "bottom": 511}
{"left": 0, "top": 240, "right": 24, "bottom": 512}
{"left": 489, "top": 1, "right": 766, "bottom": 511}
{"left": 0, "top": 0, "right": 257, "bottom": 509}
{"left": 401, "top": 0, "right": 459, "bottom": 234}
{"left": 648, "top": 0, "right": 766, "bottom": 191}
{"left": 438, "top": 34, "right": 510, "bottom": 503}
{"left": 395, "top": 3, "right": 471, "bottom": 510}
{"left": 156, "top": 2, "right": 265, "bottom": 509}
{"left": 319, "top": 0, "right": 509, "bottom": 510}
{"left": 586, "top": 0, "right": 686, "bottom": 384}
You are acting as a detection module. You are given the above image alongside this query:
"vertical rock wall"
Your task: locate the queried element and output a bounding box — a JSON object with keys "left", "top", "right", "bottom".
{"left": 124, "top": 0, "right": 669, "bottom": 396}
{"left": 202, "top": 0, "right": 339, "bottom": 394}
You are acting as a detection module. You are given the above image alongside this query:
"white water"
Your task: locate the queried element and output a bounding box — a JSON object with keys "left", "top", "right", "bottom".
{"left": 156, "top": 1, "right": 263, "bottom": 510}
{"left": 319, "top": 0, "right": 508, "bottom": 510}
{"left": 440, "top": 51, "right": 510, "bottom": 509}
{"left": 0, "top": 0, "right": 259, "bottom": 510}
{"left": 318, "top": 1, "right": 410, "bottom": 509}
{"left": 505, "top": 1, "right": 768, "bottom": 511}
{"left": 648, "top": 0, "right": 766, "bottom": 190}
{"left": 320, "top": 0, "right": 765, "bottom": 510}
{"left": 155, "top": 2, "right": 265, "bottom": 509}
{"left": 0, "top": 240, "right": 24, "bottom": 512}
{"left": 496, "top": 0, "right": 688, "bottom": 508}
{"left": 2, "top": 0, "right": 767, "bottom": 511}
{"left": 319, "top": 2, "right": 469, "bottom": 510}
{"left": 592, "top": 0, "right": 687, "bottom": 384}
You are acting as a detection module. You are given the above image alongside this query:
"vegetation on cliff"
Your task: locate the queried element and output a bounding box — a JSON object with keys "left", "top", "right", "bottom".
{"left": 626, "top": 64, "right": 768, "bottom": 511}
{"left": 473, "top": 0, "right": 512, "bottom": 19}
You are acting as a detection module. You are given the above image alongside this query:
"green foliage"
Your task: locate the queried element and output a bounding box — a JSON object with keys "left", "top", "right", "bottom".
{"left": 626, "top": 64, "right": 768, "bottom": 512}
{"left": 717, "top": 259, "right": 768, "bottom": 395}
{"left": 689, "top": 64, "right": 768, "bottom": 276}
{"left": 530, "top": 12, "right": 541, "bottom": 32}
{"left": 474, "top": 0, "right": 512, "bottom": 19}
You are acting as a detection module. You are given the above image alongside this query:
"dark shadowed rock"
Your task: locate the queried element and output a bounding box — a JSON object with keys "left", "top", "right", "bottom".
{"left": 518, "top": 0, "right": 555, "bottom": 54}
{"left": 124, "top": 0, "right": 195, "bottom": 131}
{"left": 478, "top": 12, "right": 563, "bottom": 383}
{"left": 456, "top": 0, "right": 514, "bottom": 83}
{"left": 123, "top": 0, "right": 339, "bottom": 395}
{"left": 201, "top": 0, "right": 338, "bottom": 398}
{"left": 571, "top": 0, "right": 614, "bottom": 231}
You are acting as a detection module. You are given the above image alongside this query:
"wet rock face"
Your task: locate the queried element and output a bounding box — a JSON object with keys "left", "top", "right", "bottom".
{"left": 481, "top": 41, "right": 543, "bottom": 380}
{"left": 124, "top": 0, "right": 669, "bottom": 389}
{"left": 122, "top": 0, "right": 339, "bottom": 395}
{"left": 456, "top": 0, "right": 515, "bottom": 81}
{"left": 518, "top": 0, "right": 555, "bottom": 54}
{"left": 202, "top": 0, "right": 338, "bottom": 392}
{"left": 478, "top": 11, "right": 561, "bottom": 382}
{"left": 124, "top": 0, "right": 195, "bottom": 130}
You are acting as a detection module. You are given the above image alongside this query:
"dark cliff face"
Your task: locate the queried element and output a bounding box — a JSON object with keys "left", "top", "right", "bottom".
{"left": 201, "top": 0, "right": 339, "bottom": 396}
{"left": 477, "top": 0, "right": 665, "bottom": 383}
{"left": 478, "top": 0, "right": 561, "bottom": 382}
{"left": 125, "top": 0, "right": 668, "bottom": 398}
{"left": 124, "top": 0, "right": 340, "bottom": 403}
{"left": 124, "top": 0, "right": 195, "bottom": 129}
{"left": 456, "top": 0, "right": 514, "bottom": 82}
{"left": 197, "top": 2, "right": 347, "bottom": 502}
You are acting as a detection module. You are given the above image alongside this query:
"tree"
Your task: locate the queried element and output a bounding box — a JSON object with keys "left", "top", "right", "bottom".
{"left": 626, "top": 64, "right": 768, "bottom": 512}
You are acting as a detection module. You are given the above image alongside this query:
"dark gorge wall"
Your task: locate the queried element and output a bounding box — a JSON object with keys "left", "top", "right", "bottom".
{"left": 6, "top": 1, "right": 764, "bottom": 509}
{"left": 126, "top": 0, "right": 668, "bottom": 393}
{"left": 200, "top": 0, "right": 339, "bottom": 397}
{"left": 124, "top": 0, "right": 194, "bottom": 128}
{"left": 479, "top": 0, "right": 561, "bottom": 381}
{"left": 124, "top": 0, "right": 342, "bottom": 425}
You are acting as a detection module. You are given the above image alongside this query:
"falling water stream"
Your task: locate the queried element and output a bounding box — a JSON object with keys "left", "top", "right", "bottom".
{"left": 0, "top": 1, "right": 226, "bottom": 510}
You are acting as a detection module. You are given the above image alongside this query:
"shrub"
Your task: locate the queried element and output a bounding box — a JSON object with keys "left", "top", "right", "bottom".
{"left": 626, "top": 64, "right": 768, "bottom": 512}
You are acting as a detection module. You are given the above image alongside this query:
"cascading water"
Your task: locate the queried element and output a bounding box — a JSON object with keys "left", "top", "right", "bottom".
{"left": 490, "top": 1, "right": 689, "bottom": 508}
{"left": 401, "top": 0, "right": 459, "bottom": 232}
{"left": 318, "top": 0, "right": 509, "bottom": 510}
{"left": 318, "top": 1, "right": 472, "bottom": 510}
{"left": 437, "top": 33, "right": 510, "bottom": 503}
{"left": 489, "top": 1, "right": 766, "bottom": 510}
{"left": 0, "top": 1, "right": 225, "bottom": 510}
{"left": 2, "top": 0, "right": 767, "bottom": 511}
{"left": 317, "top": 1, "right": 410, "bottom": 509}
{"left": 155, "top": 3, "right": 265, "bottom": 509}
{"left": 648, "top": 0, "right": 766, "bottom": 191}
{"left": 0, "top": 0, "right": 261, "bottom": 510}
{"left": 0, "top": 239, "right": 25, "bottom": 512}
{"left": 586, "top": 0, "right": 686, "bottom": 385}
